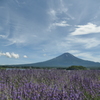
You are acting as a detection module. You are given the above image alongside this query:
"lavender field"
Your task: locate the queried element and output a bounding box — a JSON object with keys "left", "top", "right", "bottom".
{"left": 0, "top": 69, "right": 100, "bottom": 100}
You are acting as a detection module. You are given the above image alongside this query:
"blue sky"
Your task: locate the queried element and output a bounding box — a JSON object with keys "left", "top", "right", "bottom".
{"left": 0, "top": 0, "right": 100, "bottom": 65}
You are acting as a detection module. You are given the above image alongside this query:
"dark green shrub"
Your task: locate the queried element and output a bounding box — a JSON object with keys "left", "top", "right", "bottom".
{"left": 67, "top": 65, "right": 87, "bottom": 70}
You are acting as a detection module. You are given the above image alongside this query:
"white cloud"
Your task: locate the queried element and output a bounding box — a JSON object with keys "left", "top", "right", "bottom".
{"left": 52, "top": 21, "right": 70, "bottom": 27}
{"left": 67, "top": 50, "right": 80, "bottom": 54}
{"left": 5, "top": 52, "right": 12, "bottom": 58}
{"left": 48, "top": 9, "right": 57, "bottom": 20}
{"left": 0, "top": 52, "right": 19, "bottom": 58}
{"left": 48, "top": 21, "right": 70, "bottom": 31}
{"left": 0, "top": 35, "right": 6, "bottom": 39}
{"left": 58, "top": 0, "right": 74, "bottom": 20}
{"left": 66, "top": 36, "right": 100, "bottom": 49}
{"left": 48, "top": 0, "right": 68, "bottom": 20}
{"left": 5, "top": 33, "right": 38, "bottom": 46}
{"left": 84, "top": 38, "right": 100, "bottom": 49}
{"left": 23, "top": 55, "right": 27, "bottom": 58}
{"left": 47, "top": 0, "right": 74, "bottom": 31}
{"left": 57, "top": 0, "right": 68, "bottom": 15}
{"left": 71, "top": 23, "right": 100, "bottom": 35}
{"left": 11, "top": 52, "right": 19, "bottom": 58}
{"left": 74, "top": 52, "right": 100, "bottom": 62}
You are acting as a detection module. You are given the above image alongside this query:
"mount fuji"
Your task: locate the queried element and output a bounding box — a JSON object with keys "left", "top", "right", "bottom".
{"left": 24, "top": 53, "right": 100, "bottom": 68}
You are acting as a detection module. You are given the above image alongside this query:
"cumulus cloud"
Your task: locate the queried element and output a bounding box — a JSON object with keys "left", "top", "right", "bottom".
{"left": 11, "top": 52, "right": 19, "bottom": 58}
{"left": 71, "top": 23, "right": 100, "bottom": 35}
{"left": 0, "top": 52, "right": 19, "bottom": 58}
{"left": 23, "top": 55, "right": 27, "bottom": 58}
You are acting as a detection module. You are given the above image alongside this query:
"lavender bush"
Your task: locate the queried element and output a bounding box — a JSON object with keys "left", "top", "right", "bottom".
{"left": 0, "top": 69, "right": 100, "bottom": 100}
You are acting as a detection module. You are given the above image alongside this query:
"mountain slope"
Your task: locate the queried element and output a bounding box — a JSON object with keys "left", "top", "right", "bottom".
{"left": 26, "top": 53, "right": 100, "bottom": 67}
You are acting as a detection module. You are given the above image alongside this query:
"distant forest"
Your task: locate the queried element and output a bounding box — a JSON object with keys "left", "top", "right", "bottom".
{"left": 0, "top": 65, "right": 100, "bottom": 70}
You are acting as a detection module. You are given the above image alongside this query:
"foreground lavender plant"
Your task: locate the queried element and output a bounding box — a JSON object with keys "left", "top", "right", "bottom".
{"left": 0, "top": 69, "right": 100, "bottom": 100}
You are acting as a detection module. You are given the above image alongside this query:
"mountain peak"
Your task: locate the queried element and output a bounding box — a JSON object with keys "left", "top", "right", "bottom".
{"left": 60, "top": 52, "right": 75, "bottom": 58}
{"left": 62, "top": 52, "right": 73, "bottom": 56}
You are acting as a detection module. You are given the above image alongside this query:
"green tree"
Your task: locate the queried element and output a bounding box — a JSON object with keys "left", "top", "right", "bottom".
{"left": 67, "top": 65, "right": 87, "bottom": 70}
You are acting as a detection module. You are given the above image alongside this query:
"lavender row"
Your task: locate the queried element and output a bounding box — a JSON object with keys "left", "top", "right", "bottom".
{"left": 0, "top": 69, "right": 100, "bottom": 100}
